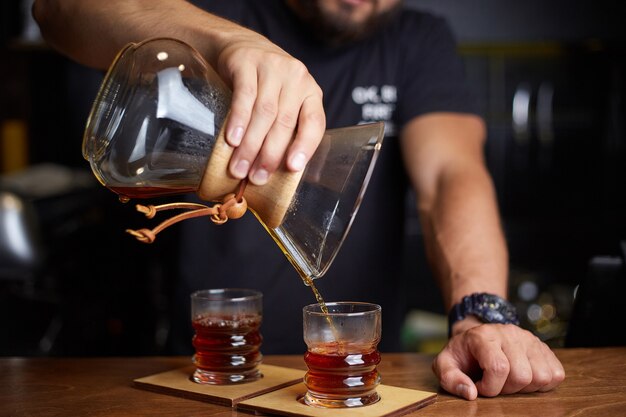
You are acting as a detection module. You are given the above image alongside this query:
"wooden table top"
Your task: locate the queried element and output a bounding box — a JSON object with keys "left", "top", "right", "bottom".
{"left": 2, "top": 347, "right": 625, "bottom": 416}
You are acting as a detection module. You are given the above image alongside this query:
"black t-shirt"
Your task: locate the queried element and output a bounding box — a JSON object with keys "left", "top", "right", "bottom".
{"left": 170, "top": 0, "right": 478, "bottom": 354}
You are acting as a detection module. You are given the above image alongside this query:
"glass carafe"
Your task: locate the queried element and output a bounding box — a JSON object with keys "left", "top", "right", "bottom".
{"left": 83, "top": 38, "right": 384, "bottom": 280}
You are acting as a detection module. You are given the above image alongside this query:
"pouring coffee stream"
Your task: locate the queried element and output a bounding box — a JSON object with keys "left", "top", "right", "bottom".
{"left": 82, "top": 38, "right": 384, "bottom": 338}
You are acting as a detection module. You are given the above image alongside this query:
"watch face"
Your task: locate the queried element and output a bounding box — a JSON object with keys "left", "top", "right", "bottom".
{"left": 448, "top": 293, "right": 521, "bottom": 336}
{"left": 473, "top": 293, "right": 520, "bottom": 325}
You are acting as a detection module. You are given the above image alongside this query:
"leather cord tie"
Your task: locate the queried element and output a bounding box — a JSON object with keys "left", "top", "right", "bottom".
{"left": 126, "top": 180, "right": 248, "bottom": 243}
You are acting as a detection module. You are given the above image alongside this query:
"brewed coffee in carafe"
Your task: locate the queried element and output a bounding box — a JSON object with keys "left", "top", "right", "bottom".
{"left": 82, "top": 37, "right": 384, "bottom": 282}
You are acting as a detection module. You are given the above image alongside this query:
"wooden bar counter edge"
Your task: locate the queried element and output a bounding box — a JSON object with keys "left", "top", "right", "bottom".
{"left": 1, "top": 347, "right": 625, "bottom": 417}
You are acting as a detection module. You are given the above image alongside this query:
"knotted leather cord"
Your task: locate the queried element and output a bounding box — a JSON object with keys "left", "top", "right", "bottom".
{"left": 126, "top": 180, "right": 248, "bottom": 243}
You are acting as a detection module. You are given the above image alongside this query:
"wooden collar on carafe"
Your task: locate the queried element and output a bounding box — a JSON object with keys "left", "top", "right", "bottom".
{"left": 126, "top": 179, "right": 248, "bottom": 244}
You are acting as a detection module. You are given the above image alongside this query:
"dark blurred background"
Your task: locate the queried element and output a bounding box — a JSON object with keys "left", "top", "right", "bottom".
{"left": 1, "top": 0, "right": 625, "bottom": 357}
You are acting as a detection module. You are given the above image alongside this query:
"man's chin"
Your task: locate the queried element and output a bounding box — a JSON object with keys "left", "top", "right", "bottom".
{"left": 289, "top": 0, "right": 401, "bottom": 47}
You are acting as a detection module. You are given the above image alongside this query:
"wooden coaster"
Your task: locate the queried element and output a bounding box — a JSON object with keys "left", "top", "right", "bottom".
{"left": 237, "top": 383, "right": 436, "bottom": 417}
{"left": 133, "top": 364, "right": 304, "bottom": 406}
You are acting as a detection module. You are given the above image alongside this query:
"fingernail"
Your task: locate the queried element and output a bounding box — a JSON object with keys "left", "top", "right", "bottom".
{"left": 232, "top": 159, "right": 250, "bottom": 178}
{"left": 290, "top": 152, "right": 306, "bottom": 171}
{"left": 456, "top": 384, "right": 470, "bottom": 399}
{"left": 251, "top": 168, "right": 269, "bottom": 185}
{"left": 228, "top": 126, "right": 244, "bottom": 146}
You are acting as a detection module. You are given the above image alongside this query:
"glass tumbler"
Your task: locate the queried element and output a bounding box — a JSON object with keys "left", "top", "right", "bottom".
{"left": 303, "top": 302, "right": 382, "bottom": 408}
{"left": 191, "top": 288, "right": 263, "bottom": 384}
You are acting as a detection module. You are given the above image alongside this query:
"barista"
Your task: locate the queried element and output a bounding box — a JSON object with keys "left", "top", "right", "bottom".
{"left": 33, "top": 0, "right": 565, "bottom": 400}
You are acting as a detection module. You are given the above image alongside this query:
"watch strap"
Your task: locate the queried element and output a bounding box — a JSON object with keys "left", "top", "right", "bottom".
{"left": 448, "top": 292, "right": 520, "bottom": 337}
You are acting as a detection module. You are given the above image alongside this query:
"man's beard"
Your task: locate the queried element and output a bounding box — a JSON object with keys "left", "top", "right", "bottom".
{"left": 289, "top": 0, "right": 402, "bottom": 47}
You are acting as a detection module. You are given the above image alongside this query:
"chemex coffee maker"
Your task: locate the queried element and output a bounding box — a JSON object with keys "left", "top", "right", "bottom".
{"left": 82, "top": 38, "right": 384, "bottom": 280}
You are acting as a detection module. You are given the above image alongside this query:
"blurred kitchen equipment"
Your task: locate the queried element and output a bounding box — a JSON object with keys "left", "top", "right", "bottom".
{"left": 566, "top": 241, "right": 626, "bottom": 347}
{"left": 0, "top": 191, "right": 43, "bottom": 279}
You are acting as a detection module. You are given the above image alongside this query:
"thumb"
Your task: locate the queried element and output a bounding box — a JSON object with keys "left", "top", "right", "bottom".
{"left": 433, "top": 353, "right": 478, "bottom": 400}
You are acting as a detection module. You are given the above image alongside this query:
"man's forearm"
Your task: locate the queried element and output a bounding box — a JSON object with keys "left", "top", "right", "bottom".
{"left": 33, "top": 0, "right": 255, "bottom": 70}
{"left": 401, "top": 113, "right": 508, "bottom": 312}
{"left": 418, "top": 162, "right": 508, "bottom": 311}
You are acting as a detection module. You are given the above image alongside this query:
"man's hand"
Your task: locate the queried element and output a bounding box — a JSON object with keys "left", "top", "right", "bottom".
{"left": 33, "top": 0, "right": 326, "bottom": 187}
{"left": 216, "top": 36, "right": 325, "bottom": 185}
{"left": 432, "top": 321, "right": 565, "bottom": 400}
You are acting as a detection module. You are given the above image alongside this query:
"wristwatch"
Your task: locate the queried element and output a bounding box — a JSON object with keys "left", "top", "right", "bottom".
{"left": 448, "top": 293, "right": 520, "bottom": 336}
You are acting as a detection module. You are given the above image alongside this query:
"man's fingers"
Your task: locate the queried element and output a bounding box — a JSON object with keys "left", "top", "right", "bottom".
{"left": 249, "top": 81, "right": 309, "bottom": 184}
{"left": 538, "top": 345, "right": 565, "bottom": 392}
{"left": 432, "top": 352, "right": 478, "bottom": 401}
{"left": 287, "top": 94, "right": 325, "bottom": 172}
{"left": 469, "top": 325, "right": 564, "bottom": 396}
{"left": 500, "top": 338, "right": 533, "bottom": 394}
{"left": 520, "top": 341, "right": 565, "bottom": 393}
{"left": 466, "top": 328, "right": 510, "bottom": 397}
{"left": 434, "top": 324, "right": 565, "bottom": 400}
{"left": 229, "top": 71, "right": 282, "bottom": 182}
{"left": 226, "top": 66, "right": 257, "bottom": 147}
{"left": 250, "top": 67, "right": 324, "bottom": 181}
{"left": 225, "top": 57, "right": 324, "bottom": 185}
